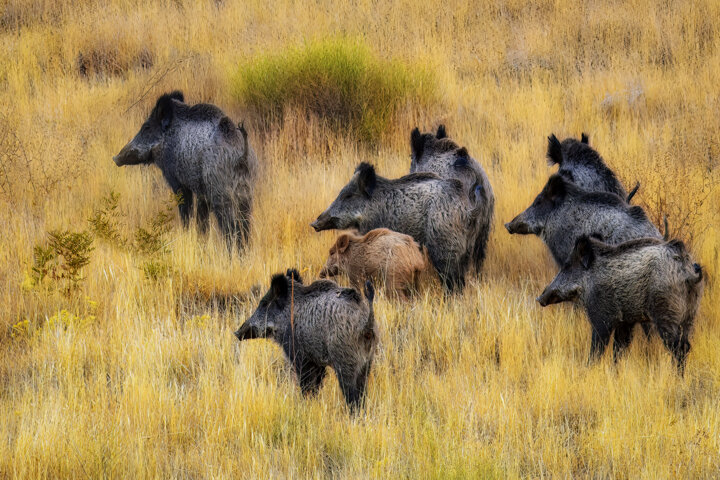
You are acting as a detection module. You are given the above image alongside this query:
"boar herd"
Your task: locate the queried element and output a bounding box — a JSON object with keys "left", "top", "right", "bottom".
{"left": 507, "top": 134, "right": 704, "bottom": 373}
{"left": 114, "top": 92, "right": 704, "bottom": 408}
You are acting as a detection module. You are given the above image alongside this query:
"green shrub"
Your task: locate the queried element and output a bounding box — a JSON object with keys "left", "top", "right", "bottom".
{"left": 88, "top": 190, "right": 126, "bottom": 247}
{"left": 231, "top": 38, "right": 438, "bottom": 144}
{"left": 30, "top": 229, "right": 94, "bottom": 294}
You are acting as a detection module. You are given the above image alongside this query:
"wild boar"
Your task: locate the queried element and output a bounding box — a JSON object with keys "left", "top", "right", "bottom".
{"left": 311, "top": 163, "right": 476, "bottom": 292}
{"left": 409, "top": 125, "right": 495, "bottom": 275}
{"left": 537, "top": 236, "right": 704, "bottom": 373}
{"left": 234, "top": 269, "right": 377, "bottom": 408}
{"left": 318, "top": 228, "right": 432, "bottom": 299}
{"left": 505, "top": 174, "right": 660, "bottom": 266}
{"left": 114, "top": 91, "right": 258, "bottom": 251}
{"left": 547, "top": 133, "right": 638, "bottom": 202}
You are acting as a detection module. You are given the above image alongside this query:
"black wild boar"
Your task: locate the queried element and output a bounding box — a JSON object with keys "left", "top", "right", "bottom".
{"left": 547, "top": 133, "right": 638, "bottom": 202}
{"left": 505, "top": 174, "right": 660, "bottom": 266}
{"left": 537, "top": 236, "right": 704, "bottom": 373}
{"left": 311, "top": 163, "right": 476, "bottom": 292}
{"left": 114, "top": 91, "right": 258, "bottom": 251}
{"left": 409, "top": 125, "right": 495, "bottom": 275}
{"left": 234, "top": 269, "right": 377, "bottom": 408}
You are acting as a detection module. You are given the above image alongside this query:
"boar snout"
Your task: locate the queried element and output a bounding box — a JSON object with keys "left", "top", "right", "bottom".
{"left": 319, "top": 264, "right": 339, "bottom": 278}
{"left": 537, "top": 285, "right": 579, "bottom": 306}
{"left": 234, "top": 322, "right": 257, "bottom": 341}
{"left": 311, "top": 212, "right": 337, "bottom": 232}
{"left": 505, "top": 217, "right": 528, "bottom": 235}
{"left": 537, "top": 288, "right": 561, "bottom": 307}
{"left": 113, "top": 143, "right": 149, "bottom": 167}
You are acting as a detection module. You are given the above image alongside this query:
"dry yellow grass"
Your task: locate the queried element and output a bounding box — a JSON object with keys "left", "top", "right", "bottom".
{"left": 1, "top": 0, "right": 720, "bottom": 477}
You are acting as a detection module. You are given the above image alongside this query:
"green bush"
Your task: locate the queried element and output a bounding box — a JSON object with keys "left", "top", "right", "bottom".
{"left": 231, "top": 38, "right": 438, "bottom": 144}
{"left": 30, "top": 229, "right": 94, "bottom": 295}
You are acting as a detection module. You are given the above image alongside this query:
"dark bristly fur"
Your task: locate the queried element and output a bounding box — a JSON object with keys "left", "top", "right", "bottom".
{"left": 546, "top": 133, "right": 639, "bottom": 203}
{"left": 537, "top": 236, "right": 704, "bottom": 373}
{"left": 407, "top": 125, "right": 494, "bottom": 277}
{"left": 113, "top": 91, "right": 258, "bottom": 252}
{"left": 311, "top": 162, "right": 474, "bottom": 292}
{"left": 505, "top": 174, "right": 660, "bottom": 266}
{"left": 234, "top": 270, "right": 377, "bottom": 408}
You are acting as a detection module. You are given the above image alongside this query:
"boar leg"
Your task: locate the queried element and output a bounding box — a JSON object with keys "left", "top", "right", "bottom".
{"left": 177, "top": 188, "right": 194, "bottom": 228}
{"left": 163, "top": 173, "right": 193, "bottom": 229}
{"left": 587, "top": 302, "right": 615, "bottom": 363}
{"left": 589, "top": 326, "right": 612, "bottom": 363}
{"left": 334, "top": 362, "right": 365, "bottom": 409}
{"left": 429, "top": 253, "right": 465, "bottom": 292}
{"left": 225, "top": 197, "right": 251, "bottom": 252}
{"left": 295, "top": 359, "right": 327, "bottom": 396}
{"left": 213, "top": 203, "right": 239, "bottom": 252}
{"left": 613, "top": 322, "right": 635, "bottom": 361}
{"left": 196, "top": 195, "right": 211, "bottom": 235}
{"left": 472, "top": 221, "right": 490, "bottom": 276}
{"left": 655, "top": 320, "right": 690, "bottom": 375}
{"left": 354, "top": 358, "right": 373, "bottom": 403}
{"left": 236, "top": 207, "right": 251, "bottom": 250}
{"left": 640, "top": 322, "right": 654, "bottom": 339}
{"left": 650, "top": 301, "right": 691, "bottom": 374}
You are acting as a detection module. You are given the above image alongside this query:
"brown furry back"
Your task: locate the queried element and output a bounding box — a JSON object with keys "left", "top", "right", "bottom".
{"left": 323, "top": 228, "right": 434, "bottom": 299}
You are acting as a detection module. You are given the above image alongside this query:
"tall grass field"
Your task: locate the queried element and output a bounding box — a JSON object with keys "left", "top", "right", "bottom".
{"left": 1, "top": 0, "right": 719, "bottom": 477}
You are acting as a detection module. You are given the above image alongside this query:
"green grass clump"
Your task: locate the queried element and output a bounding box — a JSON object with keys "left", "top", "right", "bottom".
{"left": 231, "top": 38, "right": 438, "bottom": 144}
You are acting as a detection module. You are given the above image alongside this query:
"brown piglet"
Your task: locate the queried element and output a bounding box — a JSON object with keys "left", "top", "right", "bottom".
{"left": 319, "top": 228, "right": 432, "bottom": 299}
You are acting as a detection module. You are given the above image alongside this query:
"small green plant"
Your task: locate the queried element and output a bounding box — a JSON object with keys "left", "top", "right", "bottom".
{"left": 134, "top": 195, "right": 177, "bottom": 256}
{"left": 30, "top": 229, "right": 94, "bottom": 294}
{"left": 88, "top": 190, "right": 126, "bottom": 247}
{"left": 141, "top": 258, "right": 172, "bottom": 281}
{"left": 30, "top": 244, "right": 56, "bottom": 284}
{"left": 231, "top": 37, "right": 438, "bottom": 144}
{"left": 134, "top": 194, "right": 179, "bottom": 280}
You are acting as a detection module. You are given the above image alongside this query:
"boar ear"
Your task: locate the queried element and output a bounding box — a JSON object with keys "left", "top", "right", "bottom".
{"left": 411, "top": 128, "right": 424, "bottom": 159}
{"left": 155, "top": 94, "right": 177, "bottom": 130}
{"left": 270, "top": 273, "right": 290, "bottom": 301}
{"left": 546, "top": 175, "right": 567, "bottom": 203}
{"left": 356, "top": 163, "right": 377, "bottom": 197}
{"left": 436, "top": 124, "right": 447, "bottom": 139}
{"left": 169, "top": 90, "right": 184, "bottom": 103}
{"left": 574, "top": 236, "right": 595, "bottom": 269}
{"left": 453, "top": 147, "right": 470, "bottom": 168}
{"left": 546, "top": 134, "right": 563, "bottom": 166}
{"left": 581, "top": 132, "right": 589, "bottom": 144}
{"left": 285, "top": 268, "right": 303, "bottom": 284}
{"left": 335, "top": 234, "right": 351, "bottom": 254}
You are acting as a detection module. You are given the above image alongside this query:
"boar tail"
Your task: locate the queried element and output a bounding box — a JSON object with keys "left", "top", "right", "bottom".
{"left": 238, "top": 121, "right": 249, "bottom": 158}
{"left": 663, "top": 215, "right": 669, "bottom": 241}
{"left": 691, "top": 263, "right": 703, "bottom": 284}
{"left": 364, "top": 280, "right": 375, "bottom": 304}
{"left": 361, "top": 280, "right": 376, "bottom": 343}
{"left": 626, "top": 181, "right": 640, "bottom": 203}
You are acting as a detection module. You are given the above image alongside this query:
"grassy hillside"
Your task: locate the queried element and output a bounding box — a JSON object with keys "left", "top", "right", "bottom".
{"left": 1, "top": 0, "right": 719, "bottom": 477}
